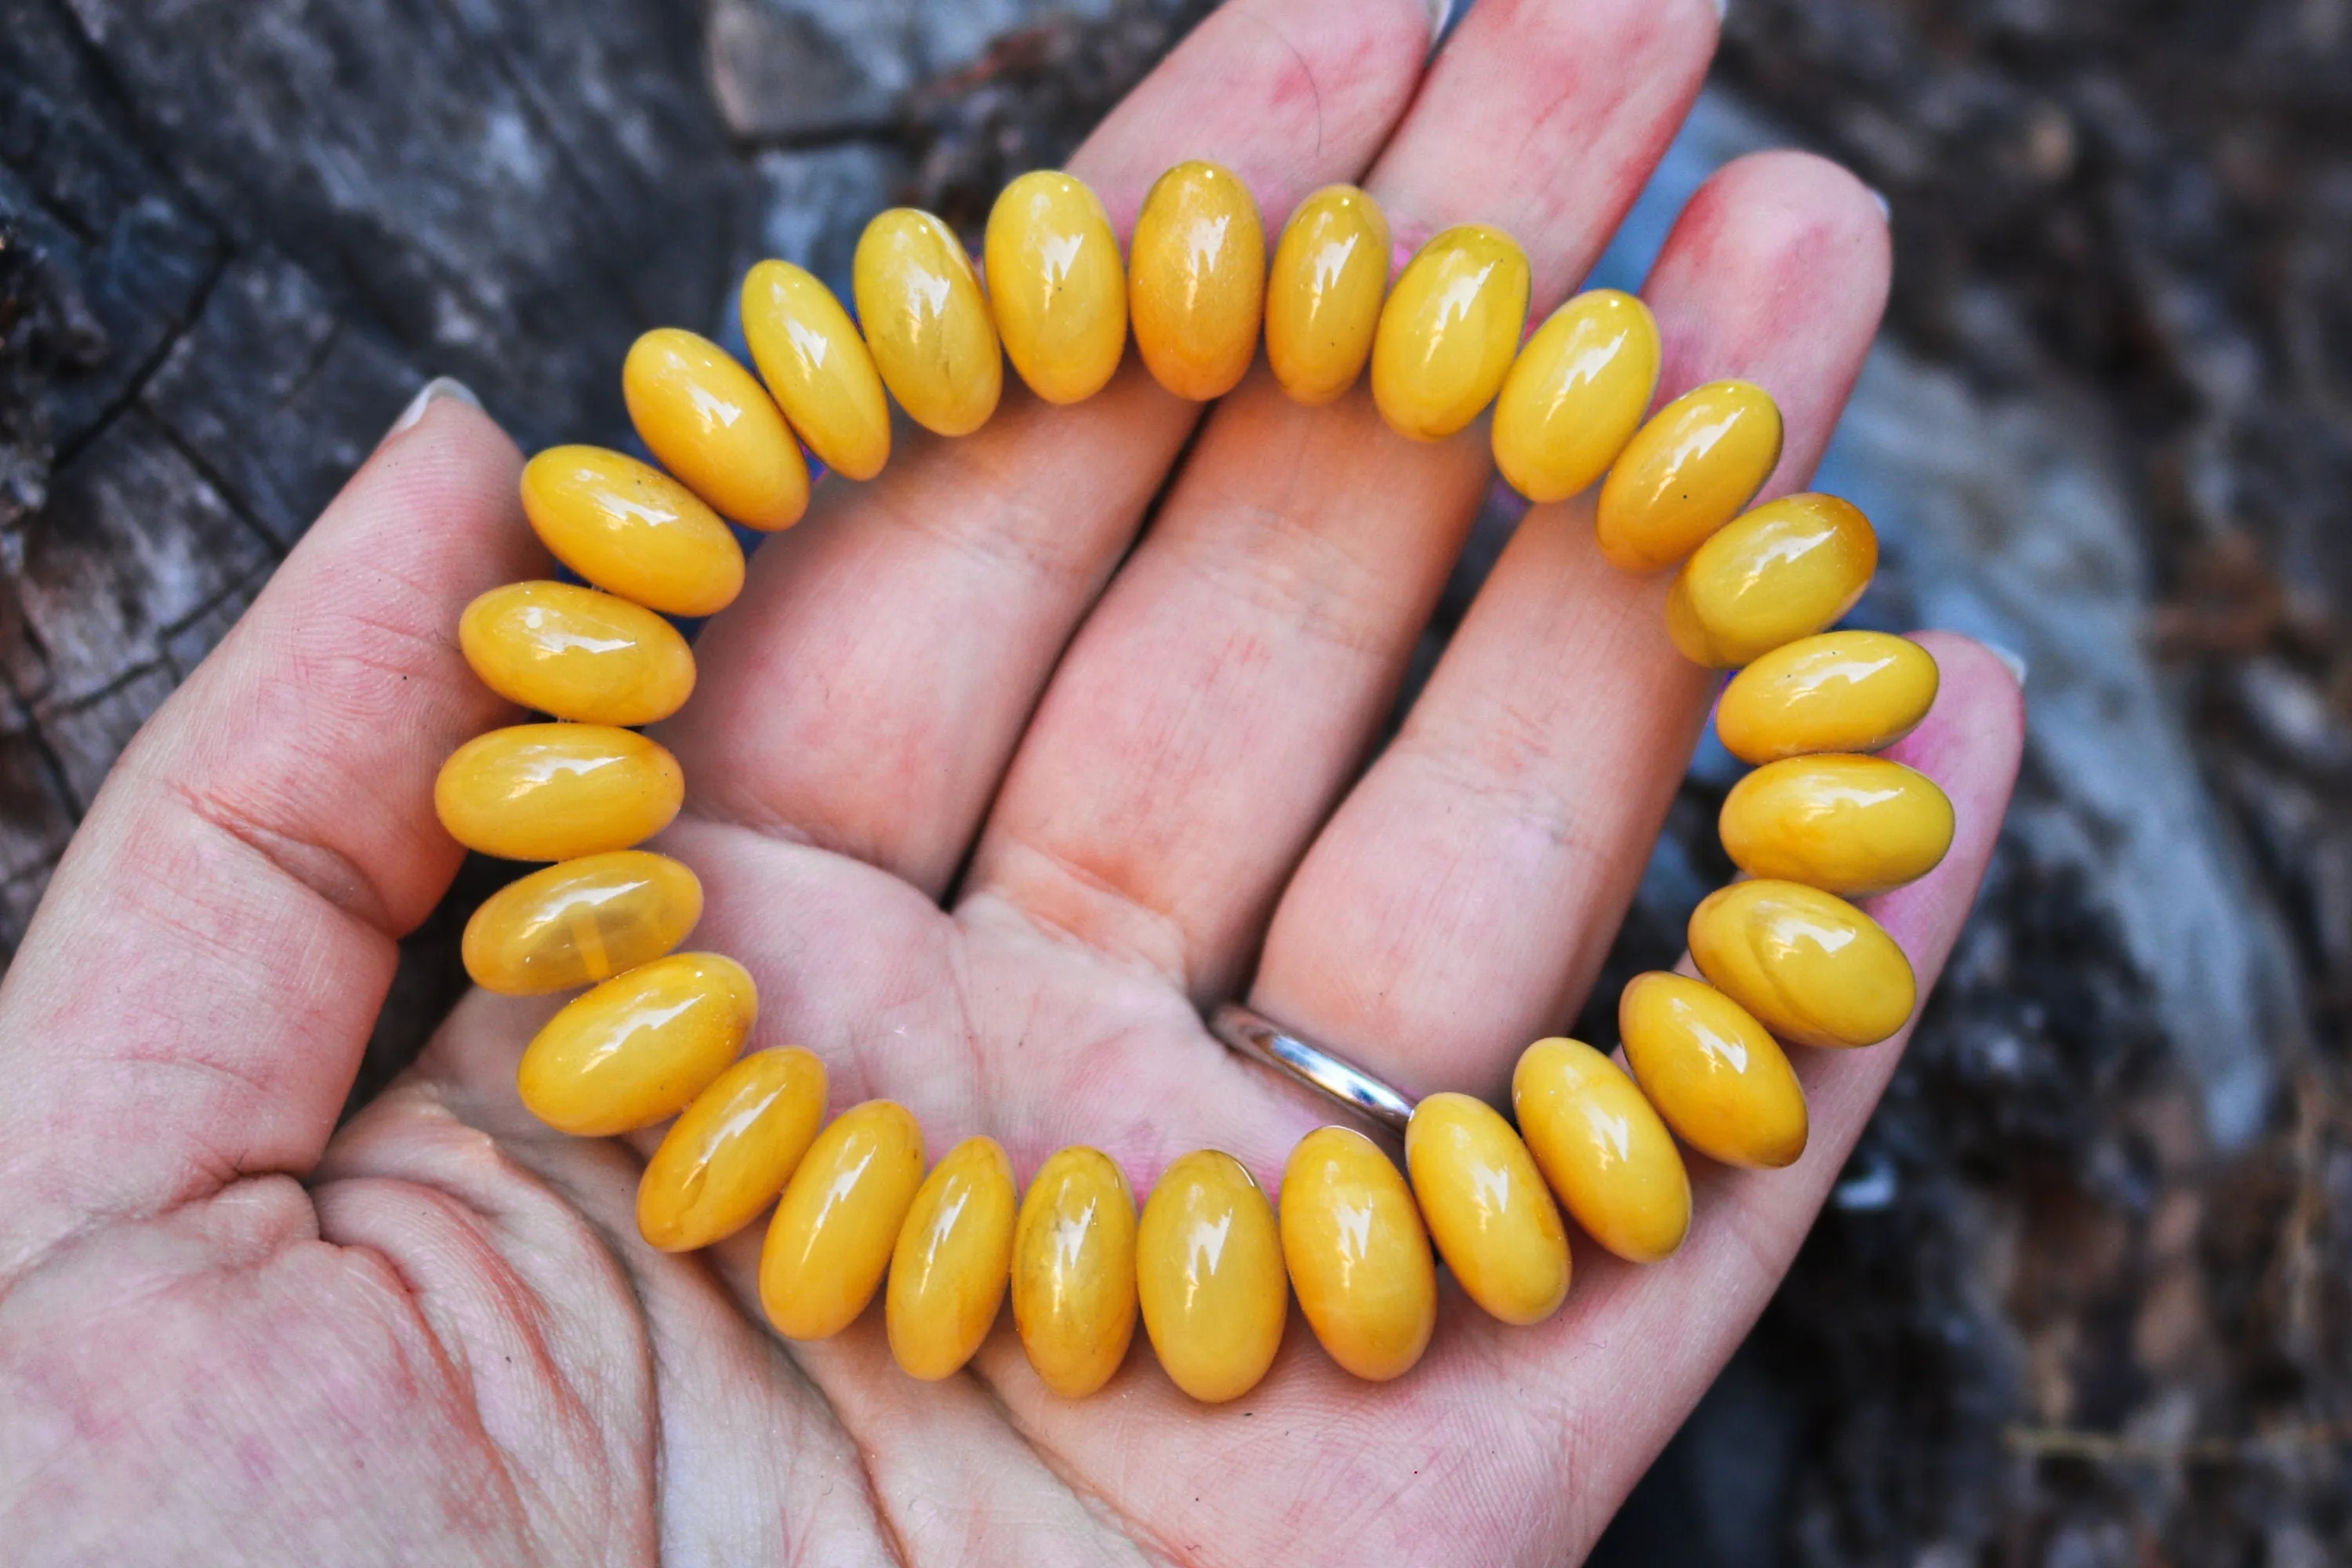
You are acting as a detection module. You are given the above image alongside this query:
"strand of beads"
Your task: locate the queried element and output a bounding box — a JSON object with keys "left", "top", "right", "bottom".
{"left": 432, "top": 158, "right": 1942, "bottom": 1406}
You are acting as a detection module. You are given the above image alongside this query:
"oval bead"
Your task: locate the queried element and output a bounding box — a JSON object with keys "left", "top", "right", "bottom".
{"left": 434, "top": 723, "right": 683, "bottom": 862}
{"left": 1136, "top": 1150, "right": 1287, "bottom": 1403}
{"left": 622, "top": 327, "right": 808, "bottom": 531}
{"left": 516, "top": 952, "right": 757, "bottom": 1138}
{"left": 518, "top": 446, "right": 745, "bottom": 618}
{"left": 1370, "top": 223, "right": 1530, "bottom": 442}
{"left": 1618, "top": 972, "right": 1808, "bottom": 1169}
{"left": 854, "top": 208, "right": 1003, "bottom": 437}
{"left": 637, "top": 1046, "right": 828, "bottom": 1251}
{"left": 459, "top": 581, "right": 695, "bottom": 727}
{"left": 1594, "top": 380, "right": 1784, "bottom": 572}
{"left": 887, "top": 1136, "right": 1019, "bottom": 1380}
{"left": 759, "top": 1100, "right": 927, "bottom": 1341}
{"left": 1512, "top": 1037, "right": 1691, "bottom": 1265}
{"left": 1719, "top": 754, "right": 1955, "bottom": 897}
{"left": 740, "top": 258, "right": 892, "bottom": 481}
{"left": 1687, "top": 880, "right": 1917, "bottom": 1050}
{"left": 985, "top": 170, "right": 1127, "bottom": 405}
{"left": 1264, "top": 184, "right": 1391, "bottom": 405}
{"left": 1011, "top": 1146, "right": 1138, "bottom": 1399}
{"left": 1715, "top": 631, "right": 1941, "bottom": 764}
{"left": 1491, "top": 289, "right": 1661, "bottom": 503}
{"left": 1279, "top": 1127, "right": 1436, "bottom": 1382}
{"left": 1403, "top": 1092, "right": 1570, "bottom": 1326}
{"left": 1127, "top": 161, "right": 1265, "bottom": 401}
{"left": 1667, "top": 492, "right": 1879, "bottom": 669}
{"left": 462, "top": 850, "right": 702, "bottom": 996}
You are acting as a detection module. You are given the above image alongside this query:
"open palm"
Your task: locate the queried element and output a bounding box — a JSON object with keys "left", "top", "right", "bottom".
{"left": 0, "top": 0, "right": 2024, "bottom": 1562}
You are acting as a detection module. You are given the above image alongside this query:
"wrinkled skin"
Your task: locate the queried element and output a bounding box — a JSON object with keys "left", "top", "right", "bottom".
{"left": 0, "top": 0, "right": 2023, "bottom": 1562}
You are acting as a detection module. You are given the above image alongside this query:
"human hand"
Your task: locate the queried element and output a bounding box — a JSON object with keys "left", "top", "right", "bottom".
{"left": 0, "top": 0, "right": 2023, "bottom": 1560}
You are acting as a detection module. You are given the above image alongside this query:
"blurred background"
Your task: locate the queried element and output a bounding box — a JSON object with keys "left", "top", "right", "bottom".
{"left": 2, "top": 0, "right": 2347, "bottom": 1561}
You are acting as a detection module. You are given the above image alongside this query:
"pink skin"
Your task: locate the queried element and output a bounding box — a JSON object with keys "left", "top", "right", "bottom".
{"left": 0, "top": 0, "right": 2023, "bottom": 1563}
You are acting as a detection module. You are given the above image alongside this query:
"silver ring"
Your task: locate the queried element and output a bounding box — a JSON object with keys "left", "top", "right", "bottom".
{"left": 1209, "top": 1002, "right": 1417, "bottom": 1133}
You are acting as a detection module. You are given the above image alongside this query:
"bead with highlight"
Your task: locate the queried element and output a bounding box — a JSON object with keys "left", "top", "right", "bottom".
{"left": 1594, "top": 380, "right": 1783, "bottom": 571}
{"left": 985, "top": 171, "right": 1128, "bottom": 405}
{"left": 1128, "top": 161, "right": 1266, "bottom": 401}
{"left": 1370, "top": 223, "right": 1530, "bottom": 441}
{"left": 1617, "top": 972, "right": 1807, "bottom": 1170}
{"left": 760, "top": 1100, "right": 927, "bottom": 1341}
{"left": 459, "top": 581, "right": 695, "bottom": 727}
{"left": 1404, "top": 1092, "right": 1571, "bottom": 1326}
{"left": 1137, "top": 1150, "right": 1287, "bottom": 1403}
{"left": 1512, "top": 1037, "right": 1691, "bottom": 1264}
{"left": 1719, "top": 754, "right": 1955, "bottom": 897}
{"left": 1491, "top": 289, "right": 1661, "bottom": 503}
{"left": 741, "top": 259, "right": 892, "bottom": 480}
{"left": 516, "top": 952, "right": 757, "bottom": 1138}
{"left": 887, "top": 1136, "right": 1020, "bottom": 1380}
{"left": 434, "top": 723, "right": 683, "bottom": 862}
{"left": 1011, "top": 1146, "right": 1139, "bottom": 1399}
{"left": 519, "top": 446, "right": 744, "bottom": 617}
{"left": 1687, "top": 880, "right": 1916, "bottom": 1050}
{"left": 638, "top": 1047, "right": 828, "bottom": 1251}
{"left": 1666, "top": 492, "right": 1878, "bottom": 669}
{"left": 1715, "top": 630, "right": 1940, "bottom": 764}
{"left": 855, "top": 209, "right": 1004, "bottom": 437}
{"left": 462, "top": 850, "right": 701, "bottom": 996}
{"left": 1265, "top": 185, "right": 1391, "bottom": 405}
{"left": 622, "top": 327, "right": 808, "bottom": 530}
{"left": 1279, "top": 1127, "right": 1436, "bottom": 1382}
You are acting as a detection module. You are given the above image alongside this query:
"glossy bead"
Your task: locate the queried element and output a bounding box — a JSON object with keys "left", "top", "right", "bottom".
{"left": 622, "top": 328, "right": 809, "bottom": 531}
{"left": 1011, "top": 1146, "right": 1139, "bottom": 1399}
{"left": 1594, "top": 380, "right": 1784, "bottom": 572}
{"left": 740, "top": 258, "right": 892, "bottom": 480}
{"left": 854, "top": 209, "right": 1003, "bottom": 437}
{"left": 760, "top": 1100, "right": 927, "bottom": 1341}
{"left": 1688, "top": 880, "right": 1917, "bottom": 1050}
{"left": 1491, "top": 289, "right": 1661, "bottom": 503}
{"left": 1264, "top": 185, "right": 1391, "bottom": 405}
{"left": 985, "top": 171, "right": 1127, "bottom": 405}
{"left": 1617, "top": 972, "right": 1807, "bottom": 1170}
{"left": 461, "top": 850, "right": 702, "bottom": 996}
{"left": 637, "top": 1047, "right": 828, "bottom": 1251}
{"left": 1127, "top": 161, "right": 1265, "bottom": 401}
{"left": 1512, "top": 1037, "right": 1691, "bottom": 1265}
{"left": 1716, "top": 631, "right": 1940, "bottom": 764}
{"left": 516, "top": 952, "right": 757, "bottom": 1138}
{"left": 1136, "top": 1150, "right": 1287, "bottom": 1403}
{"left": 1666, "top": 493, "right": 1879, "bottom": 669}
{"left": 887, "top": 1136, "right": 1019, "bottom": 1380}
{"left": 1279, "top": 1127, "right": 1436, "bottom": 1382}
{"left": 519, "top": 446, "right": 745, "bottom": 618}
{"left": 1403, "top": 1092, "right": 1570, "bottom": 1326}
{"left": 1719, "top": 754, "right": 1955, "bottom": 897}
{"left": 434, "top": 723, "right": 683, "bottom": 862}
{"left": 1370, "top": 224, "right": 1530, "bottom": 442}
{"left": 459, "top": 581, "right": 695, "bottom": 727}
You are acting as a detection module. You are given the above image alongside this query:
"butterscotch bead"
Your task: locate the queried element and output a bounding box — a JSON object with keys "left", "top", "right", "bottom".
{"left": 887, "top": 1136, "right": 1020, "bottom": 1381}
{"left": 459, "top": 581, "right": 695, "bottom": 728}
{"left": 1491, "top": 289, "right": 1661, "bottom": 503}
{"left": 637, "top": 1047, "right": 828, "bottom": 1251}
{"left": 1617, "top": 973, "right": 1807, "bottom": 1170}
{"left": 1264, "top": 185, "right": 1391, "bottom": 405}
{"left": 622, "top": 327, "right": 809, "bottom": 530}
{"left": 1719, "top": 754, "right": 1955, "bottom": 897}
{"left": 1011, "top": 1147, "right": 1139, "bottom": 1399}
{"left": 741, "top": 258, "right": 892, "bottom": 480}
{"left": 433, "top": 723, "right": 683, "bottom": 862}
{"left": 1137, "top": 1150, "right": 1287, "bottom": 1403}
{"left": 760, "top": 1101, "right": 927, "bottom": 1341}
{"left": 1512, "top": 1037, "right": 1691, "bottom": 1265}
{"left": 462, "top": 850, "right": 702, "bottom": 996}
{"left": 985, "top": 171, "right": 1127, "bottom": 405}
{"left": 1370, "top": 223, "right": 1530, "bottom": 442}
{"left": 1594, "top": 380, "right": 1783, "bottom": 571}
{"left": 1279, "top": 1127, "right": 1436, "bottom": 1382}
{"left": 516, "top": 953, "right": 757, "bottom": 1138}
{"left": 1687, "top": 880, "right": 1917, "bottom": 1050}
{"left": 854, "top": 209, "right": 1004, "bottom": 437}
{"left": 1128, "top": 162, "right": 1265, "bottom": 401}
{"left": 1715, "top": 630, "right": 1940, "bottom": 764}
{"left": 519, "top": 446, "right": 744, "bottom": 618}
{"left": 1665, "top": 493, "right": 1878, "bottom": 669}
{"left": 1404, "top": 1092, "right": 1570, "bottom": 1326}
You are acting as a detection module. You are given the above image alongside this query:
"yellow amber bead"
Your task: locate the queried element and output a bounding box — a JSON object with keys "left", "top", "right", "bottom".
{"left": 516, "top": 952, "right": 757, "bottom": 1138}
{"left": 740, "top": 259, "right": 892, "bottom": 481}
{"left": 1512, "top": 1038, "right": 1691, "bottom": 1265}
{"left": 462, "top": 850, "right": 701, "bottom": 996}
{"left": 1491, "top": 289, "right": 1661, "bottom": 503}
{"left": 1719, "top": 754, "right": 1955, "bottom": 897}
{"left": 1667, "top": 493, "right": 1879, "bottom": 669}
{"left": 887, "top": 1136, "right": 1019, "bottom": 1381}
{"left": 1278, "top": 1127, "right": 1435, "bottom": 1382}
{"left": 1688, "top": 880, "right": 1917, "bottom": 1050}
{"left": 1127, "top": 161, "right": 1265, "bottom": 401}
{"left": 1370, "top": 224, "right": 1530, "bottom": 442}
{"left": 622, "top": 328, "right": 808, "bottom": 532}
{"left": 985, "top": 171, "right": 1127, "bottom": 405}
{"left": 1594, "top": 380, "right": 1784, "bottom": 572}
{"left": 637, "top": 1047, "right": 828, "bottom": 1251}
{"left": 1715, "top": 631, "right": 1940, "bottom": 764}
{"left": 434, "top": 723, "right": 683, "bottom": 862}
{"left": 1136, "top": 1150, "right": 1287, "bottom": 1403}
{"left": 459, "top": 581, "right": 695, "bottom": 727}
{"left": 1617, "top": 972, "right": 1807, "bottom": 1170}
{"left": 1403, "top": 1092, "right": 1570, "bottom": 1326}
{"left": 853, "top": 209, "right": 1003, "bottom": 438}
{"left": 1011, "top": 1146, "right": 1138, "bottom": 1399}
{"left": 1264, "top": 185, "right": 1391, "bottom": 405}
{"left": 518, "top": 446, "right": 745, "bottom": 618}
{"left": 760, "top": 1100, "right": 927, "bottom": 1341}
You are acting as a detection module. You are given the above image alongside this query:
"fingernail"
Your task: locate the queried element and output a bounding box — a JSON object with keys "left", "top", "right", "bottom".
{"left": 1985, "top": 641, "right": 2030, "bottom": 688}
{"left": 1426, "top": 0, "right": 1456, "bottom": 44}
{"left": 1867, "top": 186, "right": 1892, "bottom": 222}
{"left": 387, "top": 376, "right": 481, "bottom": 440}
